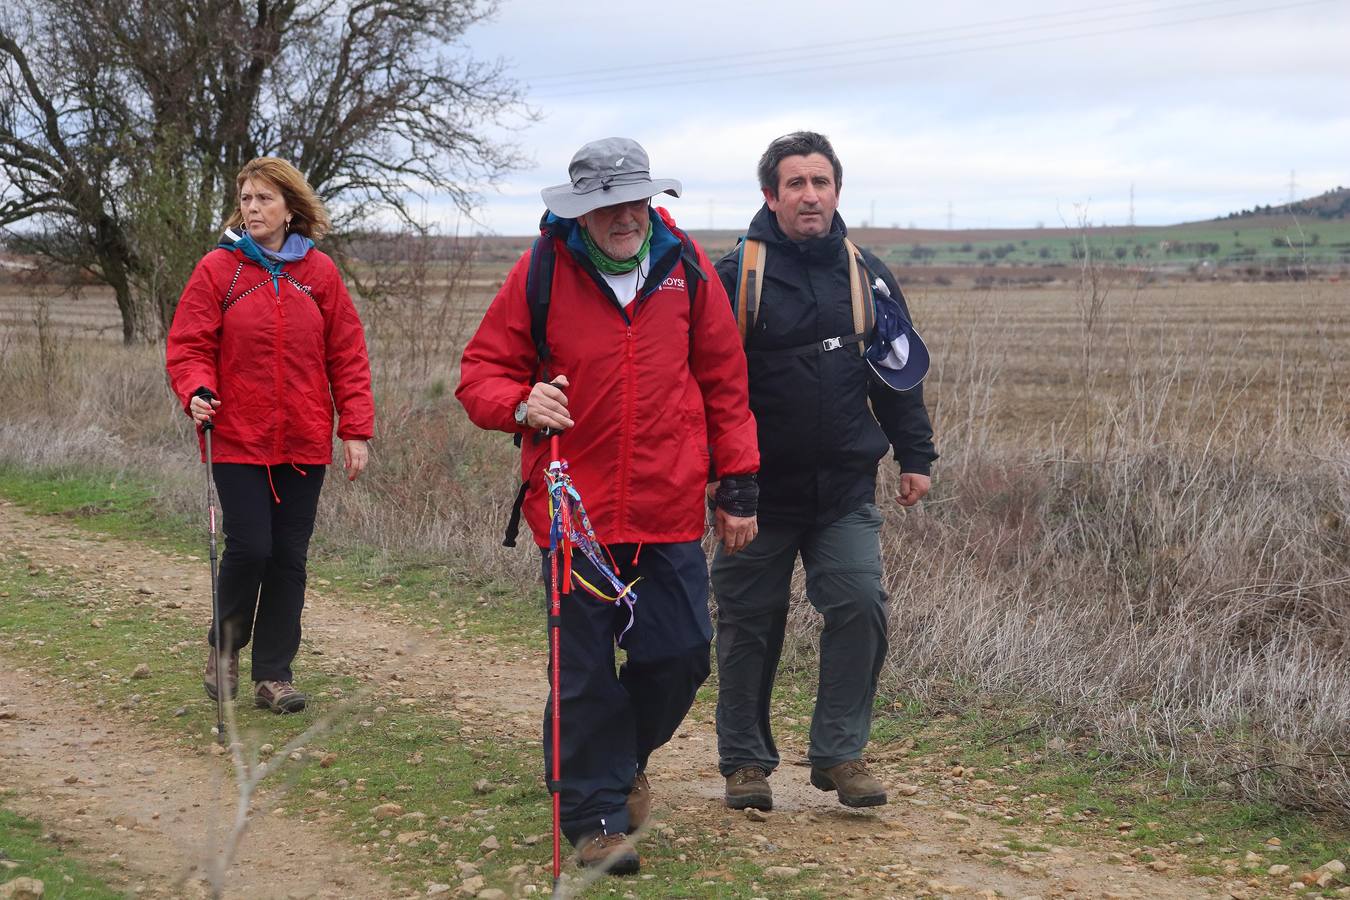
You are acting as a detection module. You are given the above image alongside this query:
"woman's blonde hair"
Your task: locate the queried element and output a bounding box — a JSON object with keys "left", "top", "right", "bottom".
{"left": 225, "top": 157, "right": 332, "bottom": 241}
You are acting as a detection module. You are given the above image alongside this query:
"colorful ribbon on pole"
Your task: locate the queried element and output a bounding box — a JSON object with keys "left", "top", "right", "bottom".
{"left": 546, "top": 458, "right": 639, "bottom": 643}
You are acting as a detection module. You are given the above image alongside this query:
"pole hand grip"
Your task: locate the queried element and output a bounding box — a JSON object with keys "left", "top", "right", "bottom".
{"left": 194, "top": 388, "right": 218, "bottom": 432}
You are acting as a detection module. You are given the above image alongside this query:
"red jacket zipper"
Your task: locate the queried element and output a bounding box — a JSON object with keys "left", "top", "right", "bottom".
{"left": 617, "top": 326, "right": 635, "bottom": 534}
{"left": 273, "top": 278, "right": 286, "bottom": 462}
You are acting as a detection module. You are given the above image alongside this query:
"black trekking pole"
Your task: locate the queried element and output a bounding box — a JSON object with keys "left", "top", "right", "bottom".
{"left": 203, "top": 415, "right": 225, "bottom": 745}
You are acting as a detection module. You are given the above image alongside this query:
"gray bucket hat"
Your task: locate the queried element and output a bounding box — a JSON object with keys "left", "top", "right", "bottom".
{"left": 540, "top": 137, "right": 682, "bottom": 219}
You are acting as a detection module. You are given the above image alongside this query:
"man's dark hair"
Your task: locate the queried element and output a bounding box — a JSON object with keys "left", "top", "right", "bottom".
{"left": 757, "top": 131, "right": 843, "bottom": 197}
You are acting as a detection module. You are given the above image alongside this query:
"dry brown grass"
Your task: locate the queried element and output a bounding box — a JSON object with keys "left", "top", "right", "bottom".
{"left": 0, "top": 266, "right": 1346, "bottom": 817}
{"left": 878, "top": 276, "right": 1349, "bottom": 815}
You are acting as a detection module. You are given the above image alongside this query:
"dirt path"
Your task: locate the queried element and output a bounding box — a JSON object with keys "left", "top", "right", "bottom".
{"left": 0, "top": 663, "right": 397, "bottom": 900}
{"left": 0, "top": 500, "right": 1232, "bottom": 899}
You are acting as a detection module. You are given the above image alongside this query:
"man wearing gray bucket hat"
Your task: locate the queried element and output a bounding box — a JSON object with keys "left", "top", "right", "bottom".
{"left": 457, "top": 137, "right": 759, "bottom": 875}
{"left": 711, "top": 131, "right": 937, "bottom": 813}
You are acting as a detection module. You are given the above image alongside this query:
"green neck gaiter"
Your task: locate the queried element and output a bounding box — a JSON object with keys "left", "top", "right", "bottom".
{"left": 580, "top": 222, "right": 652, "bottom": 275}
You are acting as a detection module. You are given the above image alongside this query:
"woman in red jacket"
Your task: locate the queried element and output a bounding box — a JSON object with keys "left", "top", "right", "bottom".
{"left": 166, "top": 157, "right": 374, "bottom": 714}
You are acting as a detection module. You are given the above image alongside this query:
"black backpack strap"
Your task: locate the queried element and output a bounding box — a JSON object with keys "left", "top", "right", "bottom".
{"left": 502, "top": 479, "right": 530, "bottom": 548}
{"left": 679, "top": 240, "right": 704, "bottom": 359}
{"left": 504, "top": 234, "right": 557, "bottom": 548}
{"left": 680, "top": 241, "right": 704, "bottom": 303}
{"left": 525, "top": 233, "right": 556, "bottom": 379}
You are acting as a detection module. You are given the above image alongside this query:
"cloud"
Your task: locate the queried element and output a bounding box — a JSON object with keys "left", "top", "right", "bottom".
{"left": 458, "top": 0, "right": 1350, "bottom": 233}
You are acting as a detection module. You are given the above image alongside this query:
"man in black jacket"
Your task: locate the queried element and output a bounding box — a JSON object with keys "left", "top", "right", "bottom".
{"left": 712, "top": 131, "right": 937, "bottom": 811}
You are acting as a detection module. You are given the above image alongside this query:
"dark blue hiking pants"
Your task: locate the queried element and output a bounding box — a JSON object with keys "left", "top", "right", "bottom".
{"left": 538, "top": 540, "right": 711, "bottom": 845}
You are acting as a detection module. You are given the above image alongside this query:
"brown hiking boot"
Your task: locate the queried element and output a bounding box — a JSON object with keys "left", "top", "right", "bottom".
{"left": 724, "top": 765, "right": 773, "bottom": 811}
{"left": 203, "top": 646, "right": 238, "bottom": 700}
{"left": 576, "top": 832, "right": 640, "bottom": 875}
{"left": 810, "top": 759, "right": 887, "bottom": 808}
{"left": 628, "top": 771, "right": 651, "bottom": 830}
{"left": 254, "top": 680, "right": 307, "bottom": 714}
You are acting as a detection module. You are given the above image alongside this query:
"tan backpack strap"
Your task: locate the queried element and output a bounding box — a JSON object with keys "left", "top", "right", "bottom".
{"left": 843, "top": 238, "right": 870, "bottom": 356}
{"left": 736, "top": 238, "right": 766, "bottom": 347}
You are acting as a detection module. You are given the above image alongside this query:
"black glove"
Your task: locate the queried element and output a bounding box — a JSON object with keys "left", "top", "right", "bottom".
{"left": 714, "top": 474, "right": 758, "bottom": 517}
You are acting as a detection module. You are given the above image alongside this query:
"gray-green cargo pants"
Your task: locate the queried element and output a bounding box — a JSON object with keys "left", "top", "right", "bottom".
{"left": 711, "top": 503, "right": 887, "bottom": 776}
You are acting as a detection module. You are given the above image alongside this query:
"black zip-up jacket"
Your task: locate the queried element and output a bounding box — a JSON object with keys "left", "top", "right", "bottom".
{"left": 715, "top": 204, "right": 937, "bottom": 525}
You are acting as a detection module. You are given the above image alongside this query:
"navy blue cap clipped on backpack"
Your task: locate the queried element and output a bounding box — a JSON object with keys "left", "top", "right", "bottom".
{"left": 864, "top": 278, "right": 930, "bottom": 392}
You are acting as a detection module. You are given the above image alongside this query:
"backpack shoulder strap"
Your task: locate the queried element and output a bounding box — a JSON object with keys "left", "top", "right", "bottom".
{"left": 675, "top": 236, "right": 705, "bottom": 361}
{"left": 734, "top": 238, "right": 766, "bottom": 348}
{"left": 506, "top": 234, "right": 556, "bottom": 545}
{"left": 524, "top": 233, "right": 556, "bottom": 378}
{"left": 842, "top": 237, "right": 874, "bottom": 356}
{"left": 679, "top": 240, "right": 705, "bottom": 302}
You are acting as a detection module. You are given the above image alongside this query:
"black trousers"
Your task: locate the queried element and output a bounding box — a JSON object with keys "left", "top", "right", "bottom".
{"left": 208, "top": 462, "right": 326, "bottom": 683}
{"left": 539, "top": 541, "right": 711, "bottom": 845}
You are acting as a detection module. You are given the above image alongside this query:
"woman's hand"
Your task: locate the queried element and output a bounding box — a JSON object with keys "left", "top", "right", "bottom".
{"left": 189, "top": 394, "right": 220, "bottom": 424}
{"left": 343, "top": 439, "right": 369, "bottom": 481}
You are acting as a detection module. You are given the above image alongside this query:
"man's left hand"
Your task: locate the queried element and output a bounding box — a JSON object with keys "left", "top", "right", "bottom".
{"left": 895, "top": 472, "right": 930, "bottom": 507}
{"left": 716, "top": 509, "right": 758, "bottom": 555}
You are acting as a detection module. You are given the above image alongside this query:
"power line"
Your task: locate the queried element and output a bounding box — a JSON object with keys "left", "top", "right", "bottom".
{"left": 524, "top": 0, "right": 1221, "bottom": 85}
{"left": 533, "top": 0, "right": 1330, "bottom": 97}
{"left": 528, "top": 0, "right": 1334, "bottom": 99}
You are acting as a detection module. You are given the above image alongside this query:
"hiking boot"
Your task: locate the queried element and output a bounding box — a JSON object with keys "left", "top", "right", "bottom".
{"left": 724, "top": 765, "right": 773, "bottom": 811}
{"left": 576, "top": 832, "right": 640, "bottom": 875}
{"left": 810, "top": 759, "right": 887, "bottom": 808}
{"left": 203, "top": 646, "right": 238, "bottom": 700}
{"left": 254, "top": 680, "right": 307, "bottom": 714}
{"left": 628, "top": 771, "right": 651, "bottom": 830}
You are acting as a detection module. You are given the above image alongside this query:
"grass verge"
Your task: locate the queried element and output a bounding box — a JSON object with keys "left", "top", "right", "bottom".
{"left": 0, "top": 805, "right": 126, "bottom": 899}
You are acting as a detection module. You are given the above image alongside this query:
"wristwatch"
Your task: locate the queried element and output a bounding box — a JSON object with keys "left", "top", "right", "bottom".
{"left": 513, "top": 400, "right": 529, "bottom": 427}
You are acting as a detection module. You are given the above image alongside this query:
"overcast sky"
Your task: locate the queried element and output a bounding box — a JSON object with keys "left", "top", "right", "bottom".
{"left": 441, "top": 0, "right": 1350, "bottom": 235}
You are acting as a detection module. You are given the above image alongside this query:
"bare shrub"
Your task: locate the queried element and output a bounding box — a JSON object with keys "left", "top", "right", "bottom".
{"left": 910, "top": 287, "right": 1006, "bottom": 472}
{"left": 345, "top": 226, "right": 486, "bottom": 386}
{"left": 316, "top": 395, "right": 524, "bottom": 584}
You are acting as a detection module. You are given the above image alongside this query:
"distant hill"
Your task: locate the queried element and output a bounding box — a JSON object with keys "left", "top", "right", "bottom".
{"left": 1224, "top": 186, "right": 1350, "bottom": 220}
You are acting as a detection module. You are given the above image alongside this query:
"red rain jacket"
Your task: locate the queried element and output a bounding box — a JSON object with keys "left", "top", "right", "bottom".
{"left": 456, "top": 209, "right": 758, "bottom": 547}
{"left": 166, "top": 245, "right": 374, "bottom": 465}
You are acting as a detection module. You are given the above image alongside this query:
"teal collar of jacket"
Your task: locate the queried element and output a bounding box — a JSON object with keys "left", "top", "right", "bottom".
{"left": 219, "top": 228, "right": 314, "bottom": 275}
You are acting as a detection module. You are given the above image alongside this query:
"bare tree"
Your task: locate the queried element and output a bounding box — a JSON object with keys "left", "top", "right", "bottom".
{"left": 0, "top": 0, "right": 527, "bottom": 343}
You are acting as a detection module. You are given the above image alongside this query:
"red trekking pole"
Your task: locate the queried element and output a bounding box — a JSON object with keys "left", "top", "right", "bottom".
{"left": 548, "top": 434, "right": 573, "bottom": 894}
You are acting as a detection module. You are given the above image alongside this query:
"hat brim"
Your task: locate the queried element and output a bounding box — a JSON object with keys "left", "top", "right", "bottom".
{"left": 540, "top": 179, "right": 682, "bottom": 219}
{"left": 867, "top": 328, "right": 930, "bottom": 392}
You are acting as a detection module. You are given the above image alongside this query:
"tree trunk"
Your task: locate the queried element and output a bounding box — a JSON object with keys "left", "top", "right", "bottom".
{"left": 92, "top": 222, "right": 140, "bottom": 344}
{"left": 114, "top": 280, "right": 138, "bottom": 345}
